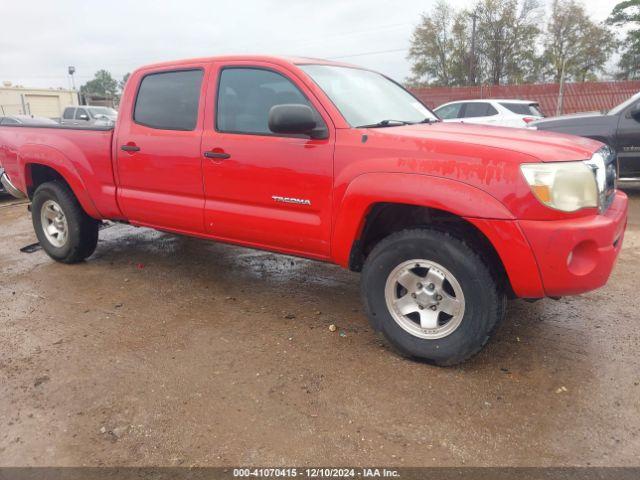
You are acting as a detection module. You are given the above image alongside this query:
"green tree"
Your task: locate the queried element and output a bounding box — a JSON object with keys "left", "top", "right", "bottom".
{"left": 572, "top": 20, "right": 619, "bottom": 82}
{"left": 450, "top": 12, "right": 475, "bottom": 85}
{"left": 542, "top": 0, "right": 617, "bottom": 82}
{"left": 118, "top": 72, "right": 131, "bottom": 93}
{"left": 80, "top": 70, "right": 118, "bottom": 97}
{"left": 476, "top": 0, "right": 542, "bottom": 85}
{"left": 407, "top": 0, "right": 615, "bottom": 87}
{"left": 608, "top": 0, "right": 640, "bottom": 79}
{"left": 407, "top": 1, "right": 470, "bottom": 86}
{"left": 407, "top": 0, "right": 541, "bottom": 86}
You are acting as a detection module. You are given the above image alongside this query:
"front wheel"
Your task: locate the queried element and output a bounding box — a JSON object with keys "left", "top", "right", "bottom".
{"left": 361, "top": 228, "right": 506, "bottom": 366}
{"left": 32, "top": 181, "right": 99, "bottom": 263}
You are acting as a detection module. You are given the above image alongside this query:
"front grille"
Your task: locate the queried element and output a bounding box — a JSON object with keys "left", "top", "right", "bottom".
{"left": 603, "top": 147, "right": 617, "bottom": 211}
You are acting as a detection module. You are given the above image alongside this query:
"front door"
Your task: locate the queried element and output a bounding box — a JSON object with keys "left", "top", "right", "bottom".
{"left": 616, "top": 104, "right": 640, "bottom": 179}
{"left": 116, "top": 65, "right": 208, "bottom": 233}
{"left": 200, "top": 63, "right": 334, "bottom": 258}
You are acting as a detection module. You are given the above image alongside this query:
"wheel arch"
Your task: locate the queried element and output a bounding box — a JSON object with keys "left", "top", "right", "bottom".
{"left": 348, "top": 202, "right": 515, "bottom": 296}
{"left": 331, "top": 173, "right": 544, "bottom": 298}
{"left": 20, "top": 145, "right": 100, "bottom": 218}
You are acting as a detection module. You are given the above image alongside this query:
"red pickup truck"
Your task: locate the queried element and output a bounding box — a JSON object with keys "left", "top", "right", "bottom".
{"left": 0, "top": 56, "right": 628, "bottom": 365}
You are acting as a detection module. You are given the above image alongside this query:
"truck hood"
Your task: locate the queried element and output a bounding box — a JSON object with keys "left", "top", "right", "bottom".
{"left": 371, "top": 121, "right": 602, "bottom": 162}
{"left": 535, "top": 111, "right": 603, "bottom": 121}
{"left": 530, "top": 111, "right": 615, "bottom": 130}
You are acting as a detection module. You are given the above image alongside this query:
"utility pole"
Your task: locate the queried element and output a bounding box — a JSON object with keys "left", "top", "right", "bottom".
{"left": 68, "top": 66, "right": 76, "bottom": 90}
{"left": 68, "top": 66, "right": 79, "bottom": 105}
{"left": 556, "top": 57, "right": 567, "bottom": 116}
{"left": 468, "top": 10, "right": 479, "bottom": 86}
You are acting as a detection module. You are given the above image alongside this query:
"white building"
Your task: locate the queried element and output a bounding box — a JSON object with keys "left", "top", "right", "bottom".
{"left": 0, "top": 81, "right": 78, "bottom": 119}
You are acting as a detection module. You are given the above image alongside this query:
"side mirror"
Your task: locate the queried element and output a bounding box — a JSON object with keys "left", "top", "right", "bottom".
{"left": 78, "top": 114, "right": 89, "bottom": 121}
{"left": 268, "top": 104, "right": 327, "bottom": 138}
{"left": 630, "top": 103, "right": 640, "bottom": 121}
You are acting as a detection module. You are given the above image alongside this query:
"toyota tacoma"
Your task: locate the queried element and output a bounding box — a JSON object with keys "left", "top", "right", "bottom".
{"left": 0, "top": 56, "right": 628, "bottom": 365}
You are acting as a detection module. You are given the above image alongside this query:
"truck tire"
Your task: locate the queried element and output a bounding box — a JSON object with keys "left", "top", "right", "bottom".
{"left": 31, "top": 181, "right": 99, "bottom": 264}
{"left": 361, "top": 228, "right": 506, "bottom": 366}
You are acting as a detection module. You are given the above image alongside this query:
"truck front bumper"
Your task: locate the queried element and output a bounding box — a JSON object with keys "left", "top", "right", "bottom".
{"left": 0, "top": 168, "right": 26, "bottom": 199}
{"left": 518, "top": 191, "right": 628, "bottom": 297}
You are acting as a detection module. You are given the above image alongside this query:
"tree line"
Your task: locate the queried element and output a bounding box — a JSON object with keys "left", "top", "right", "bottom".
{"left": 407, "top": 0, "right": 639, "bottom": 87}
{"left": 78, "top": 0, "right": 640, "bottom": 97}
{"left": 79, "top": 71, "right": 129, "bottom": 103}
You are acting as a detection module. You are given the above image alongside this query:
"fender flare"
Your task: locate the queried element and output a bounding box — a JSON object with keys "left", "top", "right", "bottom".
{"left": 331, "top": 172, "right": 544, "bottom": 297}
{"left": 18, "top": 143, "right": 101, "bottom": 218}
{"left": 331, "top": 172, "right": 515, "bottom": 268}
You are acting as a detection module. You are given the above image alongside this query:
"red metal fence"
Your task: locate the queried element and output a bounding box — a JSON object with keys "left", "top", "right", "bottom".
{"left": 410, "top": 81, "right": 640, "bottom": 116}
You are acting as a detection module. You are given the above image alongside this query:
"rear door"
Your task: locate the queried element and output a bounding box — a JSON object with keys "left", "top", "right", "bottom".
{"left": 460, "top": 102, "right": 501, "bottom": 125}
{"left": 115, "top": 64, "right": 209, "bottom": 232}
{"left": 200, "top": 62, "right": 335, "bottom": 258}
{"left": 60, "top": 107, "right": 76, "bottom": 125}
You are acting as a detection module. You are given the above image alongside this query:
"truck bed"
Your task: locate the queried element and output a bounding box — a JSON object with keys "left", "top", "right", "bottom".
{"left": 0, "top": 123, "right": 122, "bottom": 219}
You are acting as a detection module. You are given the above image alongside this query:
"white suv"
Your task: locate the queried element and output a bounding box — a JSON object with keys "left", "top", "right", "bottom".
{"left": 434, "top": 99, "right": 543, "bottom": 128}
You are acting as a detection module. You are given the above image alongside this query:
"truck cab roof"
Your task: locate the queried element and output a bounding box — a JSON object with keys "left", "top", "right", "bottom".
{"left": 136, "top": 55, "right": 359, "bottom": 72}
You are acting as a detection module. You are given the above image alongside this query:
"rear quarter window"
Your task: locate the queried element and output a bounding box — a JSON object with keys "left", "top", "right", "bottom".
{"left": 133, "top": 69, "right": 203, "bottom": 131}
{"left": 62, "top": 108, "right": 75, "bottom": 120}
{"left": 500, "top": 102, "right": 542, "bottom": 116}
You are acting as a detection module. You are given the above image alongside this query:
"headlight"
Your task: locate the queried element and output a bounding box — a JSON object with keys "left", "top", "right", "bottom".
{"left": 520, "top": 161, "right": 599, "bottom": 212}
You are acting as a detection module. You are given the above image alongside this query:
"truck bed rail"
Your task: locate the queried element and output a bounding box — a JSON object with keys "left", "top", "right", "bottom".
{"left": 0, "top": 123, "right": 114, "bottom": 131}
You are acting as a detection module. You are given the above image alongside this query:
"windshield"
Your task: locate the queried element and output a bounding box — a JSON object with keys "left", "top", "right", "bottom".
{"left": 608, "top": 91, "right": 640, "bottom": 115}
{"left": 88, "top": 107, "right": 118, "bottom": 117}
{"left": 299, "top": 65, "right": 437, "bottom": 127}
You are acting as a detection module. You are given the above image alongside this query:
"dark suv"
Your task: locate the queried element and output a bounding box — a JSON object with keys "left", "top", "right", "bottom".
{"left": 531, "top": 93, "right": 640, "bottom": 179}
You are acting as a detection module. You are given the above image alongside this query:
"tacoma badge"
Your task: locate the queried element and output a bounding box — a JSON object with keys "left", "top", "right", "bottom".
{"left": 271, "top": 195, "right": 312, "bottom": 206}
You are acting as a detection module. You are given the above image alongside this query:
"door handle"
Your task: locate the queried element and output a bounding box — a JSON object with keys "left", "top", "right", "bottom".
{"left": 204, "top": 151, "right": 230, "bottom": 160}
{"left": 121, "top": 145, "right": 141, "bottom": 152}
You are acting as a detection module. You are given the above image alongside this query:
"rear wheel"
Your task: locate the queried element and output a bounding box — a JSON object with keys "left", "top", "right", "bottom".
{"left": 361, "top": 228, "right": 506, "bottom": 366}
{"left": 32, "top": 181, "right": 99, "bottom": 263}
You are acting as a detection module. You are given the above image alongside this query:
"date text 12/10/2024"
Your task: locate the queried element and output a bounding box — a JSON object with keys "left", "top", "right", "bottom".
{"left": 233, "top": 468, "right": 400, "bottom": 478}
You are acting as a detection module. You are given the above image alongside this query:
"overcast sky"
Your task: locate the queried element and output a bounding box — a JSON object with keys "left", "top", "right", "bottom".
{"left": 0, "top": 0, "right": 617, "bottom": 90}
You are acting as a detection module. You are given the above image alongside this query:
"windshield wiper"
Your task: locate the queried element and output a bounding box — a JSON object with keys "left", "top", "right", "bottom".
{"left": 356, "top": 119, "right": 413, "bottom": 128}
{"left": 356, "top": 118, "right": 439, "bottom": 128}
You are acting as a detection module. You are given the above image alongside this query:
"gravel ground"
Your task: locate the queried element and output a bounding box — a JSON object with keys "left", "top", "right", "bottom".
{"left": 0, "top": 185, "right": 639, "bottom": 467}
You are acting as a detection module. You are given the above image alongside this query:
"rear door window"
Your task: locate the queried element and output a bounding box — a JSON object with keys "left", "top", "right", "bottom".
{"left": 62, "top": 108, "right": 75, "bottom": 119}
{"left": 462, "top": 102, "right": 498, "bottom": 118}
{"left": 134, "top": 69, "right": 204, "bottom": 131}
{"left": 435, "top": 103, "right": 462, "bottom": 119}
{"left": 75, "top": 108, "right": 89, "bottom": 120}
